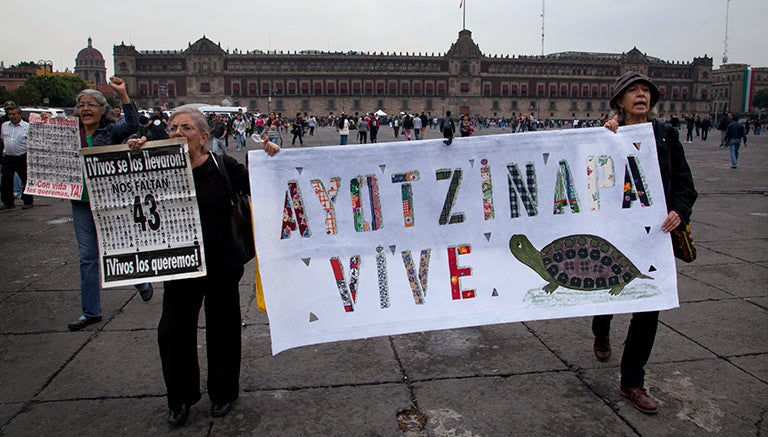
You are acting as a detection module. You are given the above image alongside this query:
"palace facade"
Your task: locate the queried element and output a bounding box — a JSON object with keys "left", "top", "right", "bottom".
{"left": 114, "top": 30, "right": 714, "bottom": 120}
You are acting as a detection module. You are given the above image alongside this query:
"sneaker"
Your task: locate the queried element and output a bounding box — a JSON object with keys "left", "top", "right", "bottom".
{"left": 67, "top": 315, "right": 103, "bottom": 331}
{"left": 139, "top": 283, "right": 154, "bottom": 302}
{"left": 620, "top": 385, "right": 658, "bottom": 414}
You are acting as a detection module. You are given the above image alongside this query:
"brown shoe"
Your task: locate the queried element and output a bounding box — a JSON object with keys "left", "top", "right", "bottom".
{"left": 593, "top": 336, "right": 611, "bottom": 362}
{"left": 620, "top": 385, "right": 658, "bottom": 414}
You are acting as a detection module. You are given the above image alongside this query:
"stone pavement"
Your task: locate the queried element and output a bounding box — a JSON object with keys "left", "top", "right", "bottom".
{"left": 0, "top": 125, "right": 766, "bottom": 436}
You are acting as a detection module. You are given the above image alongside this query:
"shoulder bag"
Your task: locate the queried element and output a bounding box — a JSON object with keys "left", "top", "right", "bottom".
{"left": 211, "top": 153, "right": 255, "bottom": 265}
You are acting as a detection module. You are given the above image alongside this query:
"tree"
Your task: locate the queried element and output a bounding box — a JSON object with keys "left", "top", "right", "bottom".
{"left": 10, "top": 84, "right": 42, "bottom": 106}
{"left": 16, "top": 74, "right": 89, "bottom": 107}
{"left": 753, "top": 89, "right": 768, "bottom": 112}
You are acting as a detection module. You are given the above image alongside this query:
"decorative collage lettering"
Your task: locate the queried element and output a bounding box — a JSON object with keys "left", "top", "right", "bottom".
{"left": 436, "top": 168, "right": 465, "bottom": 225}
{"left": 480, "top": 159, "right": 494, "bottom": 220}
{"left": 553, "top": 160, "right": 580, "bottom": 214}
{"left": 330, "top": 255, "right": 360, "bottom": 312}
{"left": 623, "top": 156, "right": 652, "bottom": 209}
{"left": 391, "top": 171, "right": 420, "bottom": 228}
{"left": 350, "top": 175, "right": 383, "bottom": 232}
{"left": 401, "top": 249, "right": 431, "bottom": 304}
{"left": 506, "top": 163, "right": 538, "bottom": 218}
{"left": 375, "top": 246, "right": 390, "bottom": 308}
{"left": 586, "top": 156, "right": 616, "bottom": 211}
{"left": 310, "top": 177, "right": 340, "bottom": 235}
{"left": 447, "top": 245, "right": 474, "bottom": 300}
{"left": 282, "top": 180, "right": 311, "bottom": 239}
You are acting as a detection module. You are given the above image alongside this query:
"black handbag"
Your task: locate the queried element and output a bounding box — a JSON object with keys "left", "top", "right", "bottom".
{"left": 211, "top": 153, "right": 255, "bottom": 265}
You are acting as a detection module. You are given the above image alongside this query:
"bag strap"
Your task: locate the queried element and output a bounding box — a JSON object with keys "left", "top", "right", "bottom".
{"left": 210, "top": 152, "right": 237, "bottom": 206}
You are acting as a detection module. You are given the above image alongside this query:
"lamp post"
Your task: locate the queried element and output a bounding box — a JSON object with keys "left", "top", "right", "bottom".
{"left": 38, "top": 59, "right": 53, "bottom": 105}
{"left": 267, "top": 87, "right": 278, "bottom": 114}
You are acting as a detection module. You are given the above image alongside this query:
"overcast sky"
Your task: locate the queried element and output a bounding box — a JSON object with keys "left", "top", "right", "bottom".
{"left": 2, "top": 0, "right": 766, "bottom": 76}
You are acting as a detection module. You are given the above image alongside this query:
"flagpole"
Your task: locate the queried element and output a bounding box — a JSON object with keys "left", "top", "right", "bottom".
{"left": 463, "top": 0, "right": 466, "bottom": 30}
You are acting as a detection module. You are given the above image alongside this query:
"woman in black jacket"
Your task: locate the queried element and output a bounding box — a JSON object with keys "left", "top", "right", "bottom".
{"left": 594, "top": 72, "right": 697, "bottom": 414}
{"left": 135, "top": 106, "right": 279, "bottom": 426}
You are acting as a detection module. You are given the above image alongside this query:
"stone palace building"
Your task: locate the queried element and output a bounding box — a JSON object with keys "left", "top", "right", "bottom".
{"left": 114, "top": 30, "right": 715, "bottom": 120}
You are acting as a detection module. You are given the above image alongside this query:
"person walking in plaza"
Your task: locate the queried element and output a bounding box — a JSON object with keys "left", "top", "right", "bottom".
{"left": 717, "top": 113, "right": 731, "bottom": 148}
{"left": 0, "top": 101, "right": 32, "bottom": 210}
{"left": 684, "top": 114, "right": 695, "bottom": 143}
{"left": 336, "top": 114, "right": 350, "bottom": 145}
{"left": 597, "top": 71, "right": 697, "bottom": 414}
{"left": 402, "top": 114, "right": 414, "bottom": 140}
{"left": 724, "top": 115, "right": 748, "bottom": 169}
{"left": 291, "top": 112, "right": 306, "bottom": 146}
{"left": 209, "top": 115, "right": 227, "bottom": 155}
{"left": 67, "top": 78, "right": 154, "bottom": 331}
{"left": 440, "top": 110, "right": 456, "bottom": 145}
{"left": 129, "top": 106, "right": 280, "bottom": 427}
{"left": 413, "top": 113, "right": 423, "bottom": 140}
{"left": 459, "top": 115, "right": 473, "bottom": 137}
{"left": 259, "top": 111, "right": 282, "bottom": 146}
{"left": 392, "top": 115, "right": 400, "bottom": 138}
{"left": 701, "top": 116, "right": 711, "bottom": 141}
{"left": 356, "top": 115, "right": 369, "bottom": 143}
{"left": 232, "top": 113, "right": 247, "bottom": 151}
{"left": 367, "top": 112, "right": 379, "bottom": 143}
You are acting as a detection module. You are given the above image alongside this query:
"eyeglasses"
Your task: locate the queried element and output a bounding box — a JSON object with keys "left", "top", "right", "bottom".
{"left": 76, "top": 102, "right": 101, "bottom": 110}
{"left": 168, "top": 124, "right": 197, "bottom": 134}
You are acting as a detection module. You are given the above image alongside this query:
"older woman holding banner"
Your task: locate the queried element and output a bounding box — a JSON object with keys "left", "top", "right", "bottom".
{"left": 135, "top": 106, "right": 279, "bottom": 426}
{"left": 67, "top": 77, "right": 155, "bottom": 331}
{"left": 594, "top": 72, "right": 697, "bottom": 414}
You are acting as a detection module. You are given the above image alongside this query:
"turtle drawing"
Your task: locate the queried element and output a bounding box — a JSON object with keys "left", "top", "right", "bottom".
{"left": 509, "top": 234, "right": 653, "bottom": 295}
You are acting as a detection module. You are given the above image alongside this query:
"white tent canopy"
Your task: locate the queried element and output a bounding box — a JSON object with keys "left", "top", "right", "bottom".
{"left": 374, "top": 109, "right": 387, "bottom": 117}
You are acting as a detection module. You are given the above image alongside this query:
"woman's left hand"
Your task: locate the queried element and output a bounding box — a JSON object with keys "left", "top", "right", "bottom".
{"left": 127, "top": 136, "right": 147, "bottom": 152}
{"left": 661, "top": 210, "right": 682, "bottom": 233}
{"left": 261, "top": 137, "right": 281, "bottom": 156}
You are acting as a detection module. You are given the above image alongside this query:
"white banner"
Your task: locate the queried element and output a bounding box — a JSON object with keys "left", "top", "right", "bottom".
{"left": 25, "top": 116, "right": 85, "bottom": 200}
{"left": 81, "top": 138, "right": 206, "bottom": 287}
{"left": 248, "top": 124, "right": 678, "bottom": 354}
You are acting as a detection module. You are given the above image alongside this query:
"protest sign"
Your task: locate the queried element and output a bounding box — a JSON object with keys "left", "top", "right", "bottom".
{"left": 248, "top": 124, "right": 678, "bottom": 354}
{"left": 81, "top": 138, "right": 206, "bottom": 287}
{"left": 24, "top": 116, "right": 85, "bottom": 200}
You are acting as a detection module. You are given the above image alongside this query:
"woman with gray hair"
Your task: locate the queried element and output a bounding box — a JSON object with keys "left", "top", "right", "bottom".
{"left": 67, "top": 77, "right": 154, "bottom": 331}
{"left": 128, "top": 106, "right": 279, "bottom": 426}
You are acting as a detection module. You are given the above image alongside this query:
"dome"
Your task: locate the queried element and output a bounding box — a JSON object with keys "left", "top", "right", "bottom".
{"left": 77, "top": 37, "right": 104, "bottom": 60}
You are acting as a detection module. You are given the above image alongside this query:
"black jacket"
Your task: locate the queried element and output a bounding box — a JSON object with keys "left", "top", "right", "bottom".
{"left": 651, "top": 119, "right": 697, "bottom": 224}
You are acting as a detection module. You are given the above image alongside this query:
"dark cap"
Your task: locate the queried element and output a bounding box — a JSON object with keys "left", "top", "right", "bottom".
{"left": 609, "top": 71, "right": 660, "bottom": 110}
{"left": 153, "top": 106, "right": 162, "bottom": 111}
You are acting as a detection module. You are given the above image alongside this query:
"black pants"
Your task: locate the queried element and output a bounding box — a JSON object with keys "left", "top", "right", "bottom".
{"left": 1, "top": 154, "right": 32, "bottom": 206}
{"left": 158, "top": 263, "right": 244, "bottom": 410}
{"left": 358, "top": 131, "right": 367, "bottom": 143}
{"left": 292, "top": 130, "right": 304, "bottom": 145}
{"left": 592, "top": 311, "right": 659, "bottom": 388}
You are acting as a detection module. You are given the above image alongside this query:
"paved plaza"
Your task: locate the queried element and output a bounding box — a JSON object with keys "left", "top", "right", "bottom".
{"left": 0, "top": 124, "right": 766, "bottom": 436}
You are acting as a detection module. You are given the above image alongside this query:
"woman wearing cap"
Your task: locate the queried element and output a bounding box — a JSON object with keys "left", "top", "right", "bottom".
{"left": 594, "top": 71, "right": 697, "bottom": 414}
